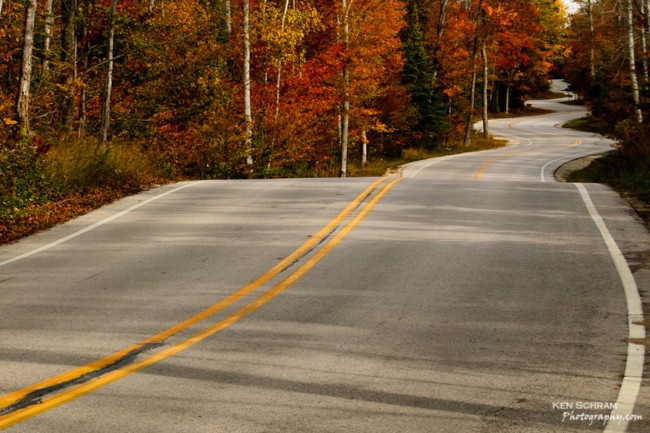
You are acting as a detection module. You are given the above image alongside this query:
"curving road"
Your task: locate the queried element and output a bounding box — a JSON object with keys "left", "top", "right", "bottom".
{"left": 1, "top": 81, "right": 649, "bottom": 432}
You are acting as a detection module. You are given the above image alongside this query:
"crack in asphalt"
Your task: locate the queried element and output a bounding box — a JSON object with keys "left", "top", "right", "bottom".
{"left": 0, "top": 341, "right": 164, "bottom": 417}
{"left": 277, "top": 185, "right": 379, "bottom": 275}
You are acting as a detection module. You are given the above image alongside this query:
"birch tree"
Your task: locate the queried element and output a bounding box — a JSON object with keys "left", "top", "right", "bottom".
{"left": 626, "top": 0, "right": 642, "bottom": 122}
{"left": 274, "top": 0, "right": 290, "bottom": 120}
{"left": 340, "top": 0, "right": 350, "bottom": 177}
{"left": 481, "top": 39, "right": 489, "bottom": 138}
{"left": 641, "top": 0, "right": 649, "bottom": 82}
{"left": 464, "top": 0, "right": 483, "bottom": 146}
{"left": 17, "top": 0, "right": 37, "bottom": 136}
{"left": 100, "top": 0, "right": 118, "bottom": 143}
{"left": 43, "top": 0, "right": 54, "bottom": 73}
{"left": 61, "top": 0, "right": 77, "bottom": 127}
{"left": 588, "top": 0, "right": 595, "bottom": 78}
{"left": 225, "top": 0, "right": 232, "bottom": 37}
{"left": 243, "top": 0, "right": 253, "bottom": 165}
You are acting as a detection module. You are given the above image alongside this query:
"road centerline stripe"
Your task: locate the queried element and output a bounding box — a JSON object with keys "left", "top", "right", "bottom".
{"left": 0, "top": 177, "right": 386, "bottom": 411}
{"left": 0, "top": 177, "right": 398, "bottom": 429}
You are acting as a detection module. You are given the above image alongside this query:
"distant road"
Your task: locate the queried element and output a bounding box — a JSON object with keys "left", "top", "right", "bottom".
{"left": 1, "top": 81, "right": 648, "bottom": 432}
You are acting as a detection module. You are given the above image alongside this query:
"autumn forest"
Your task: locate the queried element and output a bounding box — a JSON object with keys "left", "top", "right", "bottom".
{"left": 1, "top": 0, "right": 649, "bottom": 242}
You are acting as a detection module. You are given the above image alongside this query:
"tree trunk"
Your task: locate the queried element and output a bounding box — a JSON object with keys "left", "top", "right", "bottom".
{"left": 361, "top": 129, "right": 368, "bottom": 167}
{"left": 78, "top": 0, "right": 89, "bottom": 137}
{"left": 481, "top": 40, "right": 489, "bottom": 138}
{"left": 225, "top": 0, "right": 232, "bottom": 37}
{"left": 647, "top": 0, "right": 650, "bottom": 52}
{"left": 463, "top": 61, "right": 478, "bottom": 147}
{"left": 243, "top": 0, "right": 253, "bottom": 165}
{"left": 642, "top": 0, "right": 649, "bottom": 82}
{"left": 464, "top": 0, "right": 482, "bottom": 147}
{"left": 43, "top": 0, "right": 54, "bottom": 73}
{"left": 626, "top": 0, "right": 643, "bottom": 122}
{"left": 588, "top": 0, "right": 596, "bottom": 78}
{"left": 340, "top": 0, "right": 350, "bottom": 177}
{"left": 100, "top": 0, "right": 117, "bottom": 143}
{"left": 61, "top": 0, "right": 77, "bottom": 128}
{"left": 274, "top": 0, "right": 290, "bottom": 120}
{"left": 432, "top": 0, "right": 449, "bottom": 79}
{"left": 17, "top": 0, "right": 37, "bottom": 136}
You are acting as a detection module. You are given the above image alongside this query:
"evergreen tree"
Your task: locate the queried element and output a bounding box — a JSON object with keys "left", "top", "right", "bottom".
{"left": 401, "top": 0, "right": 448, "bottom": 148}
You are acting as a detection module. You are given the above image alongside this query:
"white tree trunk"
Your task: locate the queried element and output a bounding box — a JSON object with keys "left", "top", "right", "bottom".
{"left": 78, "top": 1, "right": 89, "bottom": 137}
{"left": 274, "top": 0, "right": 290, "bottom": 120}
{"left": 17, "top": 0, "right": 37, "bottom": 136}
{"left": 100, "top": 0, "right": 118, "bottom": 143}
{"left": 361, "top": 129, "right": 368, "bottom": 167}
{"left": 642, "top": 0, "right": 649, "bottom": 81}
{"left": 464, "top": 0, "right": 482, "bottom": 147}
{"left": 243, "top": 0, "right": 253, "bottom": 165}
{"left": 647, "top": 0, "right": 650, "bottom": 47}
{"left": 225, "top": 0, "right": 232, "bottom": 36}
{"left": 481, "top": 40, "right": 489, "bottom": 138}
{"left": 340, "top": 0, "right": 350, "bottom": 177}
{"left": 61, "top": 0, "right": 77, "bottom": 127}
{"left": 588, "top": 0, "right": 596, "bottom": 78}
{"left": 43, "top": 0, "right": 54, "bottom": 72}
{"left": 626, "top": 0, "right": 643, "bottom": 122}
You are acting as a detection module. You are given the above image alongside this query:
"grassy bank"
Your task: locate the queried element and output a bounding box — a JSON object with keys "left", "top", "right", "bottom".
{"left": 1, "top": 136, "right": 164, "bottom": 244}
{"left": 348, "top": 135, "right": 506, "bottom": 177}
{"left": 1, "top": 133, "right": 505, "bottom": 245}
{"left": 562, "top": 118, "right": 650, "bottom": 226}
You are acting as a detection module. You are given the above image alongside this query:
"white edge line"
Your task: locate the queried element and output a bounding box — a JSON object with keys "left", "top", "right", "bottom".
{"left": 540, "top": 153, "right": 584, "bottom": 183}
{"left": 403, "top": 153, "right": 468, "bottom": 178}
{"left": 541, "top": 150, "right": 612, "bottom": 183}
{"left": 0, "top": 181, "right": 205, "bottom": 267}
{"left": 404, "top": 147, "right": 514, "bottom": 179}
{"left": 575, "top": 184, "right": 645, "bottom": 433}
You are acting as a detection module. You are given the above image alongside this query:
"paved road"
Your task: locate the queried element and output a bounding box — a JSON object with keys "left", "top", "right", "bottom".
{"left": 1, "top": 81, "right": 649, "bottom": 432}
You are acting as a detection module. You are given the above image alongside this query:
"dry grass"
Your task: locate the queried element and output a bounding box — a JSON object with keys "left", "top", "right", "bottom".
{"left": 348, "top": 136, "right": 507, "bottom": 177}
{"left": 45, "top": 136, "right": 159, "bottom": 195}
{"left": 1, "top": 136, "right": 164, "bottom": 244}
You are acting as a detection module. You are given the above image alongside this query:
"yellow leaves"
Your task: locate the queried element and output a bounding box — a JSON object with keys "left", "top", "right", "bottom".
{"left": 197, "top": 72, "right": 221, "bottom": 92}
{"left": 3, "top": 118, "right": 17, "bottom": 126}
{"left": 254, "top": 2, "right": 322, "bottom": 67}
{"left": 372, "top": 119, "right": 393, "bottom": 134}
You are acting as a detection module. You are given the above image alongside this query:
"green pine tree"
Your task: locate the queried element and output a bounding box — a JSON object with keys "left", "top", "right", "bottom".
{"left": 401, "top": 0, "right": 448, "bottom": 148}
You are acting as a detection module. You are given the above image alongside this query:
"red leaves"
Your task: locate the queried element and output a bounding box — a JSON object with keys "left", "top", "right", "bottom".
{"left": 0, "top": 189, "right": 129, "bottom": 245}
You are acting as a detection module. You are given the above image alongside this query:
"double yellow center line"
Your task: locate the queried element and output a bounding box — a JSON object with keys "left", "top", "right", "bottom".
{"left": 0, "top": 176, "right": 402, "bottom": 429}
{"left": 472, "top": 139, "right": 583, "bottom": 181}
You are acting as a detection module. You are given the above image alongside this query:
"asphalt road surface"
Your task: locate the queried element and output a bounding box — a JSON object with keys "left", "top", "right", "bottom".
{"left": 1, "top": 81, "right": 649, "bottom": 432}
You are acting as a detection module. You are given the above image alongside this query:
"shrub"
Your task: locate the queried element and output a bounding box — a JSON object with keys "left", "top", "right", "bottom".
{"left": 45, "top": 136, "right": 158, "bottom": 195}
{"left": 0, "top": 138, "right": 48, "bottom": 220}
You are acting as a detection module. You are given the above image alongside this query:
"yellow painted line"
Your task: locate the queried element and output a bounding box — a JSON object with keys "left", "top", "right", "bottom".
{"left": 472, "top": 157, "right": 506, "bottom": 180}
{"left": 0, "top": 178, "right": 401, "bottom": 429}
{"left": 472, "top": 145, "right": 579, "bottom": 181}
{"left": 0, "top": 177, "right": 390, "bottom": 423}
{"left": 570, "top": 138, "right": 582, "bottom": 147}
